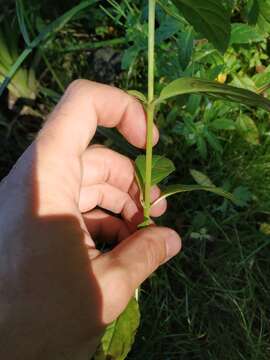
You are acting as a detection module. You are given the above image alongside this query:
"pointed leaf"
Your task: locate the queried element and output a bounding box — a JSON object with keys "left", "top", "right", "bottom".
{"left": 94, "top": 298, "right": 140, "bottom": 360}
{"left": 135, "top": 155, "right": 175, "bottom": 188}
{"left": 171, "top": 0, "right": 230, "bottom": 53}
{"left": 211, "top": 118, "right": 236, "bottom": 130}
{"left": 230, "top": 23, "right": 264, "bottom": 44}
{"left": 152, "top": 184, "right": 237, "bottom": 206}
{"left": 178, "top": 28, "right": 194, "bottom": 70}
{"left": 190, "top": 169, "right": 215, "bottom": 187}
{"left": 236, "top": 114, "right": 260, "bottom": 145}
{"left": 156, "top": 77, "right": 270, "bottom": 112}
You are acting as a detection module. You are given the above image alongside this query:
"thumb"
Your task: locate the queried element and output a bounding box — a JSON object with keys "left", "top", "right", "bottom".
{"left": 94, "top": 226, "right": 181, "bottom": 324}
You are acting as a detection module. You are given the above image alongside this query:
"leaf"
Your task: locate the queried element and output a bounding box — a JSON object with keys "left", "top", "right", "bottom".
{"left": 16, "top": 0, "right": 31, "bottom": 46}
{"left": 186, "top": 94, "right": 201, "bottom": 116}
{"left": 156, "top": 77, "right": 270, "bottom": 112}
{"left": 171, "top": 0, "right": 231, "bottom": 53}
{"left": 230, "top": 75, "right": 257, "bottom": 92}
{"left": 121, "top": 45, "right": 140, "bottom": 70}
{"left": 135, "top": 155, "right": 175, "bottom": 188}
{"left": 232, "top": 186, "right": 252, "bottom": 207}
{"left": 197, "top": 136, "right": 207, "bottom": 159}
{"left": 236, "top": 114, "right": 260, "bottom": 145}
{"left": 94, "top": 298, "right": 140, "bottom": 360}
{"left": 178, "top": 28, "right": 194, "bottom": 70}
{"left": 247, "top": 0, "right": 260, "bottom": 25}
{"left": 190, "top": 169, "right": 215, "bottom": 187}
{"left": 127, "top": 90, "right": 147, "bottom": 104}
{"left": 230, "top": 23, "right": 264, "bottom": 44}
{"left": 156, "top": 17, "right": 181, "bottom": 44}
{"left": 204, "top": 130, "right": 223, "bottom": 153}
{"left": 152, "top": 184, "right": 237, "bottom": 206}
{"left": 211, "top": 118, "right": 236, "bottom": 130}
{"left": 256, "top": 0, "right": 270, "bottom": 34}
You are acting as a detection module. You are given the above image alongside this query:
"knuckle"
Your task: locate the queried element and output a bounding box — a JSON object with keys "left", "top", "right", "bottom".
{"left": 67, "top": 79, "right": 89, "bottom": 93}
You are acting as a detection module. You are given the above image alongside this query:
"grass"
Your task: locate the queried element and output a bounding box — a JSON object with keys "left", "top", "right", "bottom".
{"left": 1, "top": 1, "right": 270, "bottom": 359}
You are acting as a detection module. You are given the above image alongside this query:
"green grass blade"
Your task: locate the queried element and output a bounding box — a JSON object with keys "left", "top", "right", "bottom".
{"left": 156, "top": 77, "right": 270, "bottom": 112}
{"left": 0, "top": 28, "right": 13, "bottom": 67}
{"left": 30, "top": 0, "right": 99, "bottom": 48}
{"left": 0, "top": 0, "right": 99, "bottom": 97}
{"left": 16, "top": 0, "right": 31, "bottom": 46}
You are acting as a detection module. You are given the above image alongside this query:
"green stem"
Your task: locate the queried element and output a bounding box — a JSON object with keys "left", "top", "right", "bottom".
{"left": 144, "top": 0, "right": 156, "bottom": 222}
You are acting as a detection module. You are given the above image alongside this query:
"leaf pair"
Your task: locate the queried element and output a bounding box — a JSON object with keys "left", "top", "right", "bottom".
{"left": 135, "top": 155, "right": 237, "bottom": 210}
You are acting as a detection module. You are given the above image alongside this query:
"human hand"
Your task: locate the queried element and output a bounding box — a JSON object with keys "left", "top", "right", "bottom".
{"left": 0, "top": 80, "right": 181, "bottom": 359}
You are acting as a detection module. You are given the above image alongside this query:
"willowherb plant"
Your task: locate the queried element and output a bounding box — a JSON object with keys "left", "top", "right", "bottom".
{"left": 95, "top": 0, "right": 270, "bottom": 358}
{"left": 2, "top": 1, "right": 269, "bottom": 359}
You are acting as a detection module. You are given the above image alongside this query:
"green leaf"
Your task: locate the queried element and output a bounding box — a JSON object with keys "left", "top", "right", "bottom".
{"left": 256, "top": 0, "right": 270, "bottom": 34}
{"left": 0, "top": 28, "right": 13, "bottom": 68}
{"left": 127, "top": 90, "right": 147, "bottom": 104}
{"left": 230, "top": 23, "right": 264, "bottom": 44}
{"left": 211, "top": 118, "right": 236, "bottom": 130}
{"left": 156, "top": 77, "right": 270, "bottom": 112}
{"left": 233, "top": 186, "right": 252, "bottom": 207}
{"left": 190, "top": 169, "right": 215, "bottom": 187}
{"left": 230, "top": 75, "right": 257, "bottom": 92}
{"left": 236, "top": 114, "right": 260, "bottom": 145}
{"left": 16, "top": 0, "right": 31, "bottom": 46}
{"left": 178, "top": 28, "right": 194, "bottom": 70}
{"left": 197, "top": 136, "right": 207, "bottom": 159}
{"left": 171, "top": 0, "right": 231, "bottom": 53}
{"left": 152, "top": 184, "right": 237, "bottom": 206}
{"left": 135, "top": 155, "right": 175, "bottom": 188}
{"left": 156, "top": 17, "right": 181, "bottom": 44}
{"left": 204, "top": 131, "right": 223, "bottom": 153}
{"left": 247, "top": 0, "right": 260, "bottom": 24}
{"left": 94, "top": 298, "right": 140, "bottom": 360}
{"left": 121, "top": 45, "right": 140, "bottom": 70}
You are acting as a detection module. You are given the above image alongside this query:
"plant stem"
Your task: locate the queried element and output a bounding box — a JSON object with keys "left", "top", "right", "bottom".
{"left": 144, "top": 0, "right": 156, "bottom": 222}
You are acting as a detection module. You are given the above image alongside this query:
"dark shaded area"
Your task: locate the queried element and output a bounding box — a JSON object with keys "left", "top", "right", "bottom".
{"left": 0, "top": 141, "right": 104, "bottom": 358}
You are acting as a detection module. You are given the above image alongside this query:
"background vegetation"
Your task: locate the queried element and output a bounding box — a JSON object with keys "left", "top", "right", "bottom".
{"left": 0, "top": 0, "right": 270, "bottom": 358}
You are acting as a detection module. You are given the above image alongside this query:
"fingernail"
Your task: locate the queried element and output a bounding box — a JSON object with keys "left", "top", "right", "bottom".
{"left": 165, "top": 230, "right": 181, "bottom": 261}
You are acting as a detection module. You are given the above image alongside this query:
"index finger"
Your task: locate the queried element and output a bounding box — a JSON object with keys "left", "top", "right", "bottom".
{"left": 38, "top": 80, "right": 159, "bottom": 155}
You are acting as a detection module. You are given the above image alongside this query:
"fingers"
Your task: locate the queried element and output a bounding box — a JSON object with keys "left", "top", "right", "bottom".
{"left": 93, "top": 226, "right": 181, "bottom": 324}
{"left": 80, "top": 146, "right": 167, "bottom": 220}
{"left": 83, "top": 209, "right": 131, "bottom": 243}
{"left": 37, "top": 80, "right": 159, "bottom": 156}
{"left": 79, "top": 184, "right": 139, "bottom": 223}
{"left": 81, "top": 146, "right": 135, "bottom": 192}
